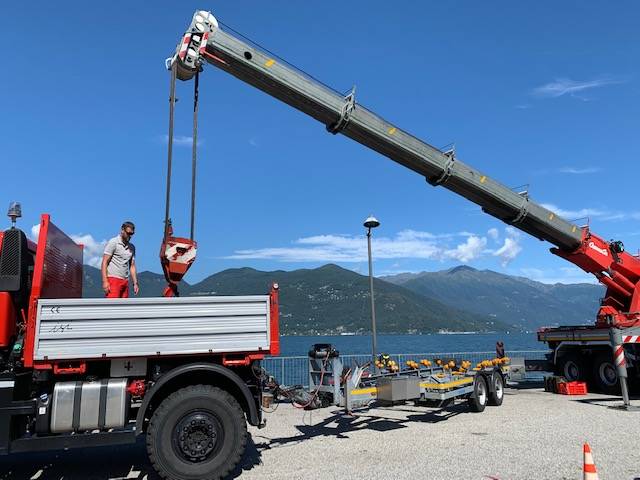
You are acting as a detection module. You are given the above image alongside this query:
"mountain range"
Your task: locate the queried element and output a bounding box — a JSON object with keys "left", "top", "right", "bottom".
{"left": 382, "top": 266, "right": 602, "bottom": 331}
{"left": 82, "top": 264, "right": 603, "bottom": 334}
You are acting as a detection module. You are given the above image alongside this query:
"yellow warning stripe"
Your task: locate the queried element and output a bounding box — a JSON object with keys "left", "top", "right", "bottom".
{"left": 350, "top": 387, "right": 377, "bottom": 395}
{"left": 265, "top": 59, "right": 275, "bottom": 67}
{"left": 350, "top": 377, "right": 474, "bottom": 396}
{"left": 420, "top": 377, "right": 473, "bottom": 390}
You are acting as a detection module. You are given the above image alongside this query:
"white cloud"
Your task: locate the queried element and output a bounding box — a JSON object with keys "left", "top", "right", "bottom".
{"left": 30, "top": 224, "right": 40, "bottom": 242}
{"left": 519, "top": 266, "right": 596, "bottom": 285}
{"left": 541, "top": 203, "right": 640, "bottom": 223}
{"left": 30, "top": 224, "right": 106, "bottom": 268}
{"left": 225, "top": 228, "right": 522, "bottom": 265}
{"left": 558, "top": 167, "right": 602, "bottom": 175}
{"left": 493, "top": 228, "right": 522, "bottom": 266}
{"left": 162, "top": 135, "right": 203, "bottom": 147}
{"left": 531, "top": 77, "right": 625, "bottom": 99}
{"left": 71, "top": 234, "right": 107, "bottom": 268}
{"left": 444, "top": 236, "right": 487, "bottom": 262}
{"left": 540, "top": 203, "right": 607, "bottom": 221}
{"left": 487, "top": 228, "right": 499, "bottom": 241}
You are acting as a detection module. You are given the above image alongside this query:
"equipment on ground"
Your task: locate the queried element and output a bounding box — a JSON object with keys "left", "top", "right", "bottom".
{"left": 170, "top": 10, "right": 640, "bottom": 398}
{"left": 307, "top": 344, "right": 506, "bottom": 413}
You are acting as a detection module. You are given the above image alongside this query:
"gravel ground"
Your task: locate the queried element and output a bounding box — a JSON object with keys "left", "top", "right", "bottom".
{"left": 1, "top": 385, "right": 639, "bottom": 480}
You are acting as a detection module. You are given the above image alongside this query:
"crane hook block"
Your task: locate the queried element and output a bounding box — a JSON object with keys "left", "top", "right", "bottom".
{"left": 160, "top": 236, "right": 198, "bottom": 296}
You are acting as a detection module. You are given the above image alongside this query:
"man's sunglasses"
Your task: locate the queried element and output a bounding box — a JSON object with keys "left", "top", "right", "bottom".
{"left": 124, "top": 230, "right": 135, "bottom": 236}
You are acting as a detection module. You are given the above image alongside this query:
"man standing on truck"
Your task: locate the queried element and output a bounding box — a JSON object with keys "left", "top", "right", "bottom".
{"left": 101, "top": 221, "right": 139, "bottom": 297}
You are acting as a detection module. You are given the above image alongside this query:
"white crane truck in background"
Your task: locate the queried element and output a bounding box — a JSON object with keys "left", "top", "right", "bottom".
{"left": 171, "top": 11, "right": 639, "bottom": 396}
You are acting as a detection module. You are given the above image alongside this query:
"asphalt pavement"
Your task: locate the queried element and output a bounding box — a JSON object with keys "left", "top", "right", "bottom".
{"left": 1, "top": 385, "right": 639, "bottom": 480}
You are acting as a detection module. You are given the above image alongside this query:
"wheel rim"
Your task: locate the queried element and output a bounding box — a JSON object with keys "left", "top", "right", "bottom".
{"left": 598, "top": 362, "right": 617, "bottom": 387}
{"left": 564, "top": 360, "right": 580, "bottom": 381}
{"left": 494, "top": 375, "right": 504, "bottom": 400}
{"left": 173, "top": 411, "right": 223, "bottom": 463}
{"left": 477, "top": 379, "right": 487, "bottom": 405}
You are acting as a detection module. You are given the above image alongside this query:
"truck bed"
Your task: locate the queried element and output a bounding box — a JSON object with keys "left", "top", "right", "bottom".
{"left": 537, "top": 325, "right": 610, "bottom": 343}
{"left": 33, "top": 296, "right": 273, "bottom": 360}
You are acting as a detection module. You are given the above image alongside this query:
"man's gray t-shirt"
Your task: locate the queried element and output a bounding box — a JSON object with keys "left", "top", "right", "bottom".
{"left": 104, "top": 236, "right": 135, "bottom": 279}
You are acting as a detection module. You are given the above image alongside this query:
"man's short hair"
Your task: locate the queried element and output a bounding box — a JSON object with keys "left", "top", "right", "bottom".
{"left": 121, "top": 221, "right": 135, "bottom": 231}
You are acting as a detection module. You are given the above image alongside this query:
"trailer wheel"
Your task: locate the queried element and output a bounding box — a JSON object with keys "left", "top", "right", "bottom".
{"left": 488, "top": 371, "right": 504, "bottom": 406}
{"left": 146, "top": 384, "right": 247, "bottom": 480}
{"left": 591, "top": 353, "right": 620, "bottom": 394}
{"left": 468, "top": 375, "right": 488, "bottom": 413}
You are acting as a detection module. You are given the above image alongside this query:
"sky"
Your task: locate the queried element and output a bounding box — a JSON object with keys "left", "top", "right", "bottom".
{"left": 1, "top": 1, "right": 639, "bottom": 285}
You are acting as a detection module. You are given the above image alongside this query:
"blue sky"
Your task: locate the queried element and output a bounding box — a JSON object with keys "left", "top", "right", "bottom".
{"left": 2, "top": 1, "right": 639, "bottom": 284}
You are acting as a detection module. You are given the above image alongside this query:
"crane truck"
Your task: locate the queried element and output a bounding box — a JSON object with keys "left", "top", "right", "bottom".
{"left": 0, "top": 207, "right": 280, "bottom": 479}
{"left": 170, "top": 11, "right": 640, "bottom": 396}
{"left": 0, "top": 8, "right": 637, "bottom": 480}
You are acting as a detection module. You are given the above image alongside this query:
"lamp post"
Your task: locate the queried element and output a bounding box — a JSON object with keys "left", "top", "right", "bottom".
{"left": 363, "top": 215, "right": 380, "bottom": 365}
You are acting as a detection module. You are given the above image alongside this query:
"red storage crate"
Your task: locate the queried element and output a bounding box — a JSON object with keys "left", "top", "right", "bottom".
{"left": 557, "top": 381, "right": 588, "bottom": 395}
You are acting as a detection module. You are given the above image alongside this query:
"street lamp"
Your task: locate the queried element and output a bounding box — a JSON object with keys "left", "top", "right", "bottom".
{"left": 363, "top": 215, "right": 380, "bottom": 366}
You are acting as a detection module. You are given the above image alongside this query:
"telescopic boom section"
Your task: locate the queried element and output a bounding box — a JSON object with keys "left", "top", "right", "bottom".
{"left": 171, "top": 11, "right": 640, "bottom": 326}
{"left": 173, "top": 11, "right": 582, "bottom": 251}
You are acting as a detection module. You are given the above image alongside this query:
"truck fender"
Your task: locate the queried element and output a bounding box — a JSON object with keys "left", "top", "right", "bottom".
{"left": 135, "top": 362, "right": 259, "bottom": 434}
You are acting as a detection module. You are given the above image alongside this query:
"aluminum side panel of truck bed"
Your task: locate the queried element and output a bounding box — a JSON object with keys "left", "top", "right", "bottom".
{"left": 538, "top": 327, "right": 611, "bottom": 343}
{"left": 33, "top": 296, "right": 271, "bottom": 360}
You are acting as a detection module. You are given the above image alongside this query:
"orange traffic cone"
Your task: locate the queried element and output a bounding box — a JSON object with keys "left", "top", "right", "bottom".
{"left": 583, "top": 442, "right": 599, "bottom": 480}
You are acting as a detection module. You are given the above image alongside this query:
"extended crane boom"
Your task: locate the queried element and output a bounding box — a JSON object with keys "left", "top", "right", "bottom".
{"left": 173, "top": 12, "right": 582, "bottom": 251}
{"left": 170, "top": 11, "right": 640, "bottom": 330}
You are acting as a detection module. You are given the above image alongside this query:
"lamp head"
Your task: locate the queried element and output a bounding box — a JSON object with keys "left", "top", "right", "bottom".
{"left": 363, "top": 215, "right": 380, "bottom": 229}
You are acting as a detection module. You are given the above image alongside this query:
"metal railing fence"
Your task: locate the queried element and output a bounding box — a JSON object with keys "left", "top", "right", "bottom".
{"left": 263, "top": 349, "right": 548, "bottom": 387}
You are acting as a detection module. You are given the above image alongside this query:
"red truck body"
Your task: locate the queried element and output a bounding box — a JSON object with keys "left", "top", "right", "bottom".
{"left": 0, "top": 215, "right": 279, "bottom": 480}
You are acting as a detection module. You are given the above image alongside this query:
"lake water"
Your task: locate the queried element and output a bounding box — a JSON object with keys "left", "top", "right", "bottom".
{"left": 279, "top": 332, "right": 544, "bottom": 357}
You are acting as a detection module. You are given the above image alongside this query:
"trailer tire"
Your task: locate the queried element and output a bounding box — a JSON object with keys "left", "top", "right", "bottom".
{"left": 146, "top": 384, "right": 247, "bottom": 480}
{"left": 488, "top": 371, "right": 504, "bottom": 406}
{"left": 557, "top": 353, "right": 584, "bottom": 382}
{"left": 468, "top": 375, "right": 488, "bottom": 413}
{"left": 591, "top": 353, "right": 620, "bottom": 395}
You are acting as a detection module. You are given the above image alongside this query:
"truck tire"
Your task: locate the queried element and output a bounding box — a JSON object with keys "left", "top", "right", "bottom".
{"left": 468, "top": 375, "right": 488, "bottom": 413}
{"left": 488, "top": 371, "right": 504, "bottom": 406}
{"left": 591, "top": 353, "right": 620, "bottom": 395}
{"left": 557, "top": 353, "right": 584, "bottom": 382}
{"left": 146, "top": 385, "right": 247, "bottom": 480}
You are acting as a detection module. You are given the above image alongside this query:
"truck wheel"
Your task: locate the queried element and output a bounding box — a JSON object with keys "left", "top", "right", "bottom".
{"left": 557, "top": 353, "right": 584, "bottom": 382}
{"left": 146, "top": 385, "right": 247, "bottom": 480}
{"left": 591, "top": 353, "right": 620, "bottom": 394}
{"left": 468, "top": 375, "right": 488, "bottom": 413}
{"left": 488, "top": 371, "right": 504, "bottom": 406}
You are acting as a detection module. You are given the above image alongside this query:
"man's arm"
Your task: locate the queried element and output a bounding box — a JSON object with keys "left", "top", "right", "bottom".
{"left": 130, "top": 257, "right": 139, "bottom": 295}
{"left": 101, "top": 254, "right": 112, "bottom": 294}
{"left": 102, "top": 238, "right": 116, "bottom": 295}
